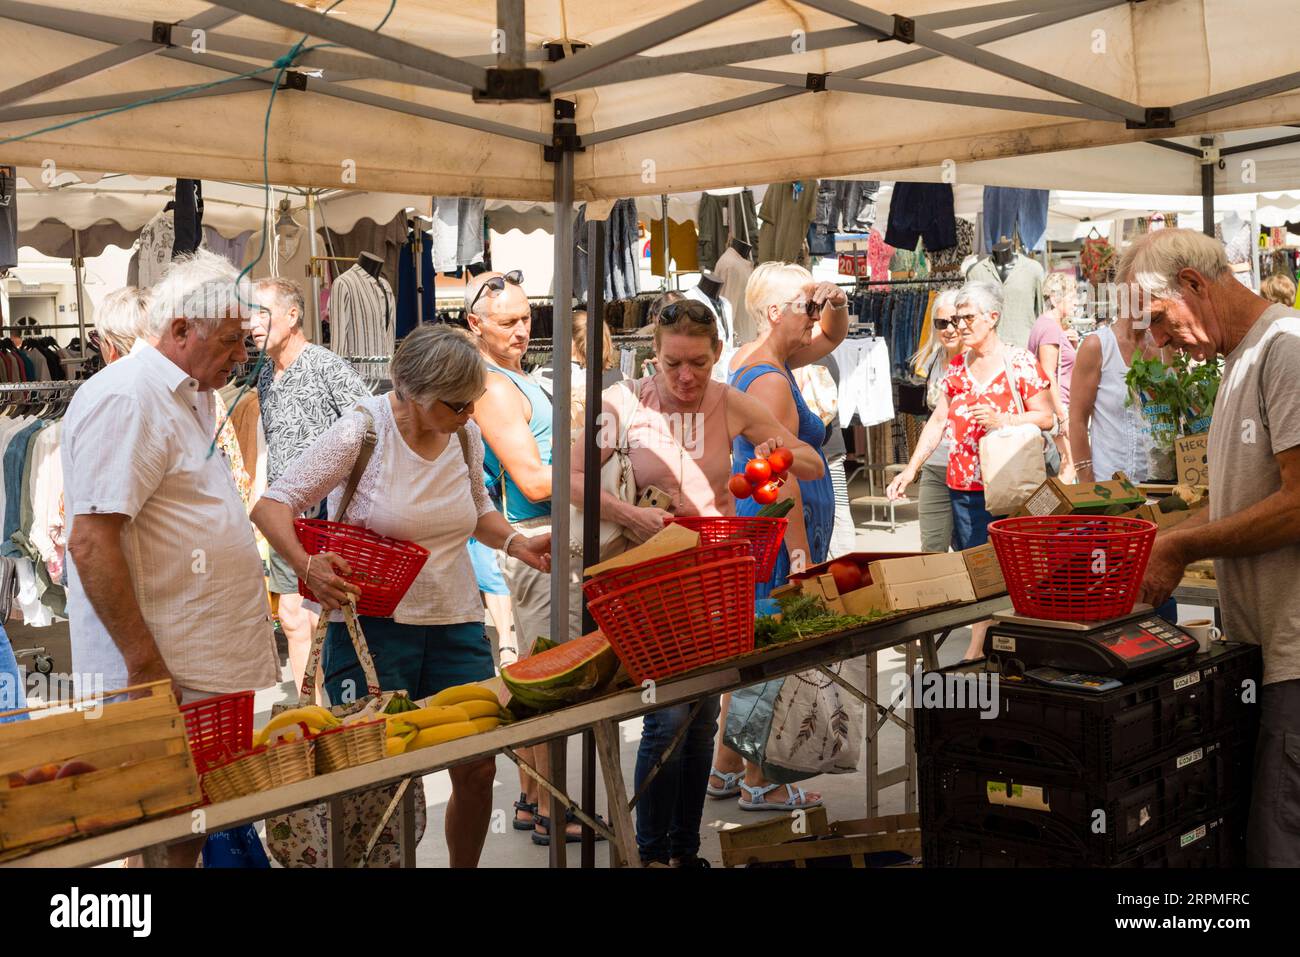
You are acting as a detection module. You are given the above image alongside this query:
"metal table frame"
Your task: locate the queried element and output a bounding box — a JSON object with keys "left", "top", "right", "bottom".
{"left": 6, "top": 597, "right": 1009, "bottom": 869}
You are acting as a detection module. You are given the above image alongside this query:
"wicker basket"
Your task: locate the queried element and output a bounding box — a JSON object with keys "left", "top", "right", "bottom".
{"left": 201, "top": 735, "right": 315, "bottom": 803}
{"left": 314, "top": 720, "right": 387, "bottom": 774}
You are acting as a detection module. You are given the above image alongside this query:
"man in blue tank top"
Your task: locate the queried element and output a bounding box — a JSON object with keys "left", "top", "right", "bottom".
{"left": 467, "top": 270, "right": 589, "bottom": 846}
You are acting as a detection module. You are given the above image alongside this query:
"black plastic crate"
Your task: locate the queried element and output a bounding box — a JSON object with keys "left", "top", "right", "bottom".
{"left": 925, "top": 809, "right": 1244, "bottom": 868}
{"left": 920, "top": 735, "right": 1252, "bottom": 861}
{"left": 916, "top": 642, "right": 1260, "bottom": 779}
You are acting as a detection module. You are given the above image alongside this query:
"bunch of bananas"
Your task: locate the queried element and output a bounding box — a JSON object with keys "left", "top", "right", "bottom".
{"left": 382, "top": 684, "right": 511, "bottom": 756}
{"left": 383, "top": 693, "right": 419, "bottom": 715}
{"left": 253, "top": 705, "right": 341, "bottom": 747}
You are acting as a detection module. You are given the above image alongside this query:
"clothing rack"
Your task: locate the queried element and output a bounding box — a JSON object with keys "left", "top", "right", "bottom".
{"left": 0, "top": 380, "right": 81, "bottom": 392}
{"left": 341, "top": 355, "right": 391, "bottom": 364}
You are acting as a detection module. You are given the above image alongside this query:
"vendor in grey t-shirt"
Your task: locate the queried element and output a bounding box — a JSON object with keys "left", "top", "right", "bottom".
{"left": 1126, "top": 229, "right": 1300, "bottom": 868}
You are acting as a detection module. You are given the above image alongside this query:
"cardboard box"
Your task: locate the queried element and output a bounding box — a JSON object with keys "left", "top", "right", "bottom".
{"left": 583, "top": 523, "right": 700, "bottom": 578}
{"left": 1020, "top": 476, "right": 1145, "bottom": 516}
{"left": 1175, "top": 433, "right": 1209, "bottom": 486}
{"left": 774, "top": 547, "right": 1004, "bottom": 616}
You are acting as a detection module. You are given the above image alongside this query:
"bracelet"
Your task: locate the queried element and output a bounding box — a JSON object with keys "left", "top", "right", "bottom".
{"left": 503, "top": 530, "right": 522, "bottom": 556}
{"left": 1074, "top": 459, "right": 1092, "bottom": 471}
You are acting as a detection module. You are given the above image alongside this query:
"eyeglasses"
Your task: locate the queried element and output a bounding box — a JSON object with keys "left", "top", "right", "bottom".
{"left": 468, "top": 270, "right": 524, "bottom": 314}
{"left": 782, "top": 298, "right": 820, "bottom": 318}
{"left": 933, "top": 317, "right": 958, "bottom": 331}
{"left": 952, "top": 313, "right": 980, "bottom": 328}
{"left": 656, "top": 301, "right": 716, "bottom": 327}
{"left": 437, "top": 388, "right": 486, "bottom": 415}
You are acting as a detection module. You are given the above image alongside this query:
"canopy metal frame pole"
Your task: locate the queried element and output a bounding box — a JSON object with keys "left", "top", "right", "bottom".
{"left": 72, "top": 228, "right": 86, "bottom": 349}
{"left": 205, "top": 0, "right": 488, "bottom": 90}
{"left": 0, "top": 80, "right": 269, "bottom": 124}
{"left": 803, "top": 0, "right": 1148, "bottom": 124}
{"left": 542, "top": 0, "right": 764, "bottom": 90}
{"left": 0, "top": 40, "right": 160, "bottom": 107}
{"left": 306, "top": 190, "right": 322, "bottom": 344}
{"left": 1201, "top": 136, "right": 1216, "bottom": 238}
{"left": 1172, "top": 71, "right": 1300, "bottom": 122}
{"left": 497, "top": 0, "right": 526, "bottom": 71}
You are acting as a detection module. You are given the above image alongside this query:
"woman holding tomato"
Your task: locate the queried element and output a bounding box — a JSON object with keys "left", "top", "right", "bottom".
{"left": 709, "top": 263, "right": 849, "bottom": 813}
{"left": 570, "top": 293, "right": 822, "bottom": 866}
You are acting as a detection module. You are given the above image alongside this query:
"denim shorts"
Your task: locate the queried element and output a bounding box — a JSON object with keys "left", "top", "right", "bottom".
{"left": 950, "top": 488, "right": 994, "bottom": 551}
{"left": 323, "top": 616, "right": 494, "bottom": 703}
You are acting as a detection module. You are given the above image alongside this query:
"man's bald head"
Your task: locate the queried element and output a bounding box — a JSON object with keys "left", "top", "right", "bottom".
{"left": 465, "top": 271, "right": 529, "bottom": 321}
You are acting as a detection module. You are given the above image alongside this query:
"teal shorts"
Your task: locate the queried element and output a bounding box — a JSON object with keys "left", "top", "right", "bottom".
{"left": 323, "top": 617, "right": 494, "bottom": 703}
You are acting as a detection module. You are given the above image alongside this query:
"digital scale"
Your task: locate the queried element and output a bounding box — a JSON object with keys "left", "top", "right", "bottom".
{"left": 984, "top": 605, "right": 1198, "bottom": 682}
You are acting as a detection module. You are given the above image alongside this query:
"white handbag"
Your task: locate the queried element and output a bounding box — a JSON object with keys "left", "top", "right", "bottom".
{"left": 570, "top": 379, "right": 638, "bottom": 561}
{"left": 977, "top": 353, "right": 1047, "bottom": 516}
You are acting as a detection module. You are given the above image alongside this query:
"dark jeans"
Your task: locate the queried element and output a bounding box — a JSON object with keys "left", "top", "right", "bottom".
{"left": 1246, "top": 678, "right": 1300, "bottom": 866}
{"left": 950, "top": 488, "right": 995, "bottom": 550}
{"left": 634, "top": 695, "right": 721, "bottom": 864}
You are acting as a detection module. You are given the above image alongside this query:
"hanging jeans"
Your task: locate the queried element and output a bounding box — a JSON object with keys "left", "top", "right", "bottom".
{"left": 0, "top": 624, "right": 27, "bottom": 721}
{"left": 983, "top": 187, "right": 1050, "bottom": 252}
{"left": 634, "top": 695, "right": 721, "bottom": 864}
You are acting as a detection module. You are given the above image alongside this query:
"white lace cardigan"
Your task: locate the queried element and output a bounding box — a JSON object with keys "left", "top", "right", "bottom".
{"left": 261, "top": 393, "right": 495, "bottom": 527}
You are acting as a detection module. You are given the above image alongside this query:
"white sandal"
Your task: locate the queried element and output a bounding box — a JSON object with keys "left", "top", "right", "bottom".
{"left": 737, "top": 781, "right": 823, "bottom": 812}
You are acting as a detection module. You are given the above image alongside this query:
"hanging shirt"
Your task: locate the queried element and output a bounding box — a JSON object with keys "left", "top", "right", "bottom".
{"left": 964, "top": 255, "right": 1045, "bottom": 351}
{"left": 713, "top": 247, "right": 756, "bottom": 345}
{"left": 431, "top": 198, "right": 486, "bottom": 272}
{"left": 329, "top": 263, "right": 395, "bottom": 360}
{"left": 941, "top": 348, "right": 1049, "bottom": 492}
{"left": 649, "top": 218, "right": 701, "bottom": 275}
{"left": 136, "top": 211, "right": 176, "bottom": 289}
{"left": 757, "top": 181, "right": 817, "bottom": 264}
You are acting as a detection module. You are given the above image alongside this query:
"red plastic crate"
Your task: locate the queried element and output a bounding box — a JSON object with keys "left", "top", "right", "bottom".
{"left": 989, "top": 515, "right": 1157, "bottom": 621}
{"left": 583, "top": 541, "right": 751, "bottom": 602}
{"left": 295, "top": 519, "right": 430, "bottom": 617}
{"left": 669, "top": 516, "right": 788, "bottom": 580}
{"left": 587, "top": 556, "right": 757, "bottom": 683}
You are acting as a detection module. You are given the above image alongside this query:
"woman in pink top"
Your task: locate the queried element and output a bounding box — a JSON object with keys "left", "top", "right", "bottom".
{"left": 1028, "top": 272, "right": 1080, "bottom": 482}
{"left": 571, "top": 294, "right": 822, "bottom": 867}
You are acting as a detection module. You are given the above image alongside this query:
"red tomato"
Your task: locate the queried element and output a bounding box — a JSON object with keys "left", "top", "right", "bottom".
{"left": 745, "top": 458, "right": 772, "bottom": 485}
{"left": 752, "top": 481, "right": 781, "bottom": 506}
{"left": 728, "top": 474, "right": 754, "bottom": 500}
{"left": 827, "top": 559, "right": 863, "bottom": 595}
{"left": 767, "top": 447, "right": 794, "bottom": 475}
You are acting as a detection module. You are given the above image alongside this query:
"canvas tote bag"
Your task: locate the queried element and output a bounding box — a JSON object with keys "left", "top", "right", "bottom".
{"left": 978, "top": 352, "right": 1048, "bottom": 516}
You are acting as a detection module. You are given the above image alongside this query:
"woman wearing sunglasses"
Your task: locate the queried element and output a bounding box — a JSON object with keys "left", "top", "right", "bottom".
{"left": 887, "top": 281, "right": 1053, "bottom": 660}
{"left": 908, "top": 289, "right": 963, "bottom": 553}
{"left": 571, "top": 291, "right": 824, "bottom": 866}
{"left": 252, "top": 324, "right": 550, "bottom": 868}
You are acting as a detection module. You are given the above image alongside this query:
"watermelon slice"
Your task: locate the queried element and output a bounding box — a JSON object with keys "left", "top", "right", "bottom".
{"left": 501, "top": 631, "right": 621, "bottom": 711}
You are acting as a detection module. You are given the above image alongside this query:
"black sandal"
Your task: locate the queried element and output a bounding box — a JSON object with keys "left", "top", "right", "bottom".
{"left": 513, "top": 792, "right": 537, "bottom": 831}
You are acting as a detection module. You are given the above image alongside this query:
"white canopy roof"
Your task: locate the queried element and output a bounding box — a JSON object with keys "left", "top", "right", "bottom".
{"left": 2, "top": 0, "right": 1300, "bottom": 201}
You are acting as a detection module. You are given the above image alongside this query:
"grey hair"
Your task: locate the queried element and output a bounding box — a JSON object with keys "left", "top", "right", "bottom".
{"left": 96, "top": 286, "right": 150, "bottom": 356}
{"left": 253, "top": 276, "right": 306, "bottom": 329}
{"left": 1117, "top": 227, "right": 1230, "bottom": 301}
{"left": 144, "top": 249, "right": 247, "bottom": 338}
{"left": 956, "top": 281, "right": 1004, "bottom": 325}
{"left": 391, "top": 324, "right": 486, "bottom": 406}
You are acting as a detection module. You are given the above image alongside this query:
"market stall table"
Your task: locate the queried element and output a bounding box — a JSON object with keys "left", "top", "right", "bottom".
{"left": 4, "top": 596, "right": 1010, "bottom": 869}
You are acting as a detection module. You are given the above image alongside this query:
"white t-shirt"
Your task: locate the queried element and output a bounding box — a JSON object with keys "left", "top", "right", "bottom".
{"left": 63, "top": 342, "right": 279, "bottom": 694}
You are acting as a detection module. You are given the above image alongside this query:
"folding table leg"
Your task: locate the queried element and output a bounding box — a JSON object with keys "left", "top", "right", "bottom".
{"left": 592, "top": 719, "right": 641, "bottom": 869}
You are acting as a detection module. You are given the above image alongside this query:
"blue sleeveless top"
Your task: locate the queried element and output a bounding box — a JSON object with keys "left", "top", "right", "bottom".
{"left": 482, "top": 366, "right": 553, "bottom": 522}
{"left": 729, "top": 361, "right": 834, "bottom": 598}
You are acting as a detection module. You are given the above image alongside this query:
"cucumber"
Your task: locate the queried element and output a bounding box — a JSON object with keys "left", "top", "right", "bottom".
{"left": 758, "top": 498, "right": 796, "bottom": 518}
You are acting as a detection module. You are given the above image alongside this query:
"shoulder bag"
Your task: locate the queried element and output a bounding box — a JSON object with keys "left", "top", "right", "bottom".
{"left": 570, "top": 379, "right": 639, "bottom": 561}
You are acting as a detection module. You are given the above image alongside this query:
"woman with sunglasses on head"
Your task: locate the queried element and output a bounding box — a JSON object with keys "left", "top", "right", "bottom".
{"left": 887, "top": 281, "right": 1053, "bottom": 660}
{"left": 571, "top": 292, "right": 824, "bottom": 866}
{"left": 706, "top": 262, "right": 848, "bottom": 814}
{"left": 252, "top": 324, "right": 549, "bottom": 868}
{"left": 908, "top": 289, "right": 964, "bottom": 553}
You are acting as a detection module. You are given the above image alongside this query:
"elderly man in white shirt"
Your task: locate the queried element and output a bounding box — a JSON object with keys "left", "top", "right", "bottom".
{"left": 64, "top": 252, "right": 279, "bottom": 865}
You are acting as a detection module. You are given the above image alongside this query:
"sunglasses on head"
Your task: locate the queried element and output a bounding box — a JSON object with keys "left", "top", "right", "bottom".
{"left": 656, "top": 301, "right": 716, "bottom": 327}
{"left": 468, "top": 270, "right": 524, "bottom": 314}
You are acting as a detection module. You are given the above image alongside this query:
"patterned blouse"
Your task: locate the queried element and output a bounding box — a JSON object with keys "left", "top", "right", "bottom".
{"left": 941, "top": 348, "right": 1049, "bottom": 492}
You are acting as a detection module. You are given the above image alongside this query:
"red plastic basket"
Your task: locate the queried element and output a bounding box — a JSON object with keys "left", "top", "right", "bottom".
{"left": 669, "top": 516, "right": 788, "bottom": 580}
{"left": 180, "top": 690, "right": 254, "bottom": 803}
{"left": 587, "top": 556, "right": 757, "bottom": 683}
{"left": 988, "top": 515, "right": 1158, "bottom": 621}
{"left": 294, "top": 519, "right": 430, "bottom": 617}
{"left": 583, "top": 541, "right": 751, "bottom": 602}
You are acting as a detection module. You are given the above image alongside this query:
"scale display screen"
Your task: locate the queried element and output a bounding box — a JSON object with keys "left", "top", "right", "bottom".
{"left": 1095, "top": 619, "right": 1195, "bottom": 660}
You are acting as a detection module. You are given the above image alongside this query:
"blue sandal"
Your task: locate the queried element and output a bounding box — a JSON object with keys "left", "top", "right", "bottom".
{"left": 706, "top": 767, "right": 745, "bottom": 799}
{"left": 738, "top": 781, "right": 823, "bottom": 812}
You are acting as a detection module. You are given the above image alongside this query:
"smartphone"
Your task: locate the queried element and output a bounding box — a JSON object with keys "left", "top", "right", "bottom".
{"left": 637, "top": 485, "right": 673, "bottom": 511}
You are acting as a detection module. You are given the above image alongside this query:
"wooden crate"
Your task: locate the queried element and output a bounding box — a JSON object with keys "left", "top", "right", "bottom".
{"left": 720, "top": 808, "right": 921, "bottom": 868}
{"left": 0, "top": 681, "right": 202, "bottom": 855}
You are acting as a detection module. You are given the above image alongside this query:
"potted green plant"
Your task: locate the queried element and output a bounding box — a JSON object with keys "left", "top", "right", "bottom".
{"left": 1124, "top": 353, "right": 1222, "bottom": 480}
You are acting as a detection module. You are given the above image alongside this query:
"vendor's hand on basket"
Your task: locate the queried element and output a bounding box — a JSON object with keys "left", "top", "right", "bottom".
{"left": 627, "top": 506, "right": 674, "bottom": 543}
{"left": 510, "top": 532, "right": 552, "bottom": 573}
{"left": 1137, "top": 534, "right": 1187, "bottom": 610}
{"left": 305, "top": 551, "right": 361, "bottom": 611}
{"left": 886, "top": 466, "right": 916, "bottom": 501}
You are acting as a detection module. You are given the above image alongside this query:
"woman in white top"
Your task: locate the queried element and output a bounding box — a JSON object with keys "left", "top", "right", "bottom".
{"left": 1068, "top": 309, "right": 1167, "bottom": 484}
{"left": 252, "top": 324, "right": 550, "bottom": 869}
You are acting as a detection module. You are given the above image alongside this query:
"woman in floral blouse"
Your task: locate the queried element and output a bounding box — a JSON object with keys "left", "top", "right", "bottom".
{"left": 888, "top": 281, "right": 1054, "bottom": 658}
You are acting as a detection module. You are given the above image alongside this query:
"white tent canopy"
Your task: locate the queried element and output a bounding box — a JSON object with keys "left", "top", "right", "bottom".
{"left": 3, "top": 0, "right": 1300, "bottom": 199}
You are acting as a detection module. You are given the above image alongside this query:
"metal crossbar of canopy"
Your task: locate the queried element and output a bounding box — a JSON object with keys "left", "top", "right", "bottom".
{"left": 4, "top": 0, "right": 1299, "bottom": 867}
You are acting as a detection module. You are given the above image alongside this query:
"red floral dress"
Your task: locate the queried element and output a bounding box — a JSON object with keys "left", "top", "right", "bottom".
{"left": 942, "top": 348, "right": 1049, "bottom": 492}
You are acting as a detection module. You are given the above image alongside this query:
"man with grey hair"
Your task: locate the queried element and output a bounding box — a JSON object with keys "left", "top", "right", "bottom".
{"left": 1130, "top": 227, "right": 1300, "bottom": 867}
{"left": 251, "top": 276, "right": 368, "bottom": 694}
{"left": 63, "top": 249, "right": 278, "bottom": 867}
